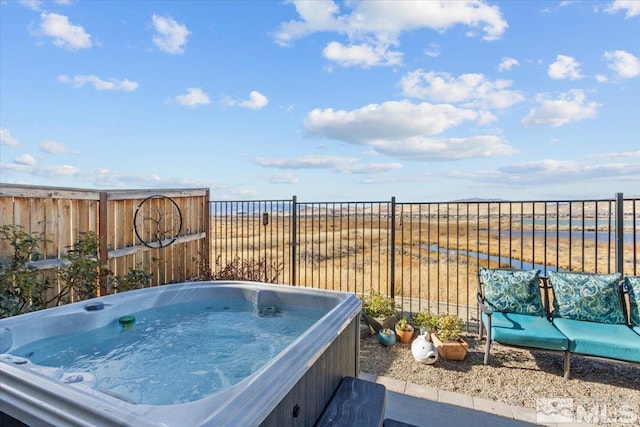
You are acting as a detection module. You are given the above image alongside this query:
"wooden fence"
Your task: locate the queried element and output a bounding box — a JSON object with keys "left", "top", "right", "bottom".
{"left": 0, "top": 184, "right": 209, "bottom": 301}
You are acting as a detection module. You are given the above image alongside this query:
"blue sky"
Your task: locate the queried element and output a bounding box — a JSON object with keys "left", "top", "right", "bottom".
{"left": 1, "top": 0, "right": 639, "bottom": 202}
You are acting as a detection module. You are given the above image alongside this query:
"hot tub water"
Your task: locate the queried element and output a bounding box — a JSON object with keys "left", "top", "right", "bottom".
{"left": 10, "top": 300, "right": 324, "bottom": 405}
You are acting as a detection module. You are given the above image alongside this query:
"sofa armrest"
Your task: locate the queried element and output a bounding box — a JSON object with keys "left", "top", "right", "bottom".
{"left": 477, "top": 292, "right": 493, "bottom": 316}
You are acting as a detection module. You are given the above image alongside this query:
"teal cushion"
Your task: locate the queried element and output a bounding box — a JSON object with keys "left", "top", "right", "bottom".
{"left": 479, "top": 268, "right": 545, "bottom": 316}
{"left": 549, "top": 271, "right": 625, "bottom": 324}
{"left": 482, "top": 312, "right": 568, "bottom": 351}
{"left": 634, "top": 326, "right": 640, "bottom": 336}
{"left": 553, "top": 318, "right": 640, "bottom": 363}
{"left": 625, "top": 276, "right": 640, "bottom": 326}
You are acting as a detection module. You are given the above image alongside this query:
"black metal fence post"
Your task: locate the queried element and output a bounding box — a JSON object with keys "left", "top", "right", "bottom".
{"left": 390, "top": 196, "right": 396, "bottom": 297}
{"left": 291, "top": 195, "right": 297, "bottom": 286}
{"left": 616, "top": 192, "right": 624, "bottom": 275}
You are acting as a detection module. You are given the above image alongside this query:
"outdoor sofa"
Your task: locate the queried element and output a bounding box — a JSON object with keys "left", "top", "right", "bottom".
{"left": 477, "top": 268, "right": 640, "bottom": 378}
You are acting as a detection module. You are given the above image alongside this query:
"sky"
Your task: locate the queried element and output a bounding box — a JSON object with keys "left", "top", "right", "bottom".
{"left": 1, "top": 0, "right": 639, "bottom": 202}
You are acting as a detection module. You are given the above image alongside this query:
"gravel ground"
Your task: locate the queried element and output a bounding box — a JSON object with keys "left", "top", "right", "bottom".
{"left": 359, "top": 332, "right": 640, "bottom": 415}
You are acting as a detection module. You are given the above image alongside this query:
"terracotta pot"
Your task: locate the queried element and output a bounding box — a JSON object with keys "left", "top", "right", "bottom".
{"left": 394, "top": 324, "right": 414, "bottom": 344}
{"left": 430, "top": 333, "right": 469, "bottom": 360}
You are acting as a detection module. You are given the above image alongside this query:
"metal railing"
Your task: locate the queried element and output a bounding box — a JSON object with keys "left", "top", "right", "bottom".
{"left": 210, "top": 194, "right": 639, "bottom": 328}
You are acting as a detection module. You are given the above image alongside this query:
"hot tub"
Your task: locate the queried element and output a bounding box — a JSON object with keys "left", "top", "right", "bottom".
{"left": 0, "top": 281, "right": 361, "bottom": 426}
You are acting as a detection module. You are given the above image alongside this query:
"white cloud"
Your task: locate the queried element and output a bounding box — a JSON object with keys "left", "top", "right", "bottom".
{"left": 14, "top": 154, "right": 36, "bottom": 166}
{"left": 304, "top": 100, "right": 481, "bottom": 142}
{"left": 244, "top": 91, "right": 268, "bottom": 109}
{"left": 603, "top": 50, "right": 640, "bottom": 78}
{"left": 263, "top": 172, "right": 300, "bottom": 184}
{"left": 522, "top": 89, "right": 599, "bottom": 127}
{"left": 224, "top": 91, "right": 269, "bottom": 110}
{"left": 275, "top": 0, "right": 507, "bottom": 44}
{"left": 39, "top": 140, "right": 69, "bottom": 154}
{"left": 447, "top": 157, "right": 640, "bottom": 189}
{"left": 273, "top": 1, "right": 507, "bottom": 68}
{"left": 424, "top": 43, "right": 440, "bottom": 58}
{"left": 548, "top": 55, "right": 584, "bottom": 80}
{"left": 35, "top": 12, "right": 91, "bottom": 51}
{"left": 151, "top": 15, "right": 190, "bottom": 54}
{"left": 399, "top": 70, "right": 524, "bottom": 109}
{"left": 302, "top": 100, "right": 514, "bottom": 161}
{"left": 498, "top": 159, "right": 640, "bottom": 184}
{"left": 255, "top": 155, "right": 402, "bottom": 174}
{"left": 371, "top": 135, "right": 516, "bottom": 161}
{"left": 1, "top": 128, "right": 20, "bottom": 147}
{"left": 173, "top": 88, "right": 211, "bottom": 107}
{"left": 587, "top": 150, "right": 640, "bottom": 160}
{"left": 19, "top": 0, "right": 71, "bottom": 11}
{"left": 272, "top": 0, "right": 347, "bottom": 47}
{"left": 57, "top": 75, "right": 138, "bottom": 91}
{"left": 498, "top": 57, "right": 519, "bottom": 72}
{"left": 604, "top": 0, "right": 640, "bottom": 18}
{"left": 323, "top": 41, "right": 403, "bottom": 68}
{"left": 344, "top": 162, "right": 402, "bottom": 174}
{"left": 256, "top": 155, "right": 358, "bottom": 169}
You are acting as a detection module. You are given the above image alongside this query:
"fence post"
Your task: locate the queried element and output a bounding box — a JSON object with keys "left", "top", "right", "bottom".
{"left": 98, "top": 192, "right": 108, "bottom": 296}
{"left": 390, "top": 196, "right": 396, "bottom": 297}
{"left": 204, "top": 189, "right": 211, "bottom": 275}
{"left": 615, "top": 192, "right": 624, "bottom": 275}
{"left": 291, "top": 195, "right": 297, "bottom": 286}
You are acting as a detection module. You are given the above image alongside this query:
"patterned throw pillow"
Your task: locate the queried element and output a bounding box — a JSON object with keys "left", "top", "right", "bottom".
{"left": 625, "top": 276, "right": 640, "bottom": 326}
{"left": 479, "top": 268, "right": 545, "bottom": 316}
{"left": 549, "top": 271, "right": 624, "bottom": 324}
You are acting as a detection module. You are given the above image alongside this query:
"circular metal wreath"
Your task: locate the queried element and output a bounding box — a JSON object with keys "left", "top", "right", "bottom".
{"left": 134, "top": 195, "right": 183, "bottom": 248}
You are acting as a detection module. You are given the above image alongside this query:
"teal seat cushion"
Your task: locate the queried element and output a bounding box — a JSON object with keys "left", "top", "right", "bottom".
{"left": 625, "top": 276, "right": 640, "bottom": 326}
{"left": 553, "top": 318, "right": 640, "bottom": 363}
{"left": 634, "top": 326, "right": 640, "bottom": 337}
{"left": 483, "top": 312, "right": 568, "bottom": 351}
{"left": 479, "top": 268, "right": 545, "bottom": 316}
{"left": 549, "top": 271, "right": 625, "bottom": 324}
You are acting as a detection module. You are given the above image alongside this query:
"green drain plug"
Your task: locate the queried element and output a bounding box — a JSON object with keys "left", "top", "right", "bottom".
{"left": 119, "top": 315, "right": 135, "bottom": 330}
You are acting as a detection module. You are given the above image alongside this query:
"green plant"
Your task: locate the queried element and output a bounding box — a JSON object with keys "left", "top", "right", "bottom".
{"left": 434, "top": 313, "right": 464, "bottom": 342}
{"left": 379, "top": 328, "right": 394, "bottom": 335}
{"left": 110, "top": 264, "right": 153, "bottom": 293}
{"left": 360, "top": 288, "right": 397, "bottom": 318}
{"left": 412, "top": 311, "right": 439, "bottom": 332}
{"left": 395, "top": 316, "right": 412, "bottom": 332}
{"left": 58, "top": 232, "right": 110, "bottom": 302}
{"left": 0, "top": 225, "right": 49, "bottom": 317}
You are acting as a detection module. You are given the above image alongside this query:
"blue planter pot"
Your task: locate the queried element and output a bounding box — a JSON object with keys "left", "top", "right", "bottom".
{"left": 378, "top": 330, "right": 396, "bottom": 346}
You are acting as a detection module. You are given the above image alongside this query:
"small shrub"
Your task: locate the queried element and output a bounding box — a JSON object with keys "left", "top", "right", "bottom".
{"left": 360, "top": 288, "right": 398, "bottom": 318}
{"left": 412, "top": 311, "right": 439, "bottom": 332}
{"left": 0, "top": 225, "right": 49, "bottom": 317}
{"left": 434, "top": 313, "right": 463, "bottom": 342}
{"left": 111, "top": 265, "right": 153, "bottom": 293}
{"left": 58, "top": 232, "right": 110, "bottom": 302}
{"left": 195, "top": 254, "right": 283, "bottom": 283}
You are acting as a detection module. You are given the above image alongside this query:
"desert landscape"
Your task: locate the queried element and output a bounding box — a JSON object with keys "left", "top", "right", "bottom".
{"left": 210, "top": 199, "right": 640, "bottom": 324}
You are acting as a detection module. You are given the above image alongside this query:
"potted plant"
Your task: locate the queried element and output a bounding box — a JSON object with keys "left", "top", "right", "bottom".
{"left": 394, "top": 316, "right": 414, "bottom": 344}
{"left": 412, "top": 310, "right": 439, "bottom": 339}
{"left": 430, "top": 313, "right": 469, "bottom": 360}
{"left": 377, "top": 328, "right": 396, "bottom": 346}
{"left": 360, "top": 288, "right": 399, "bottom": 333}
